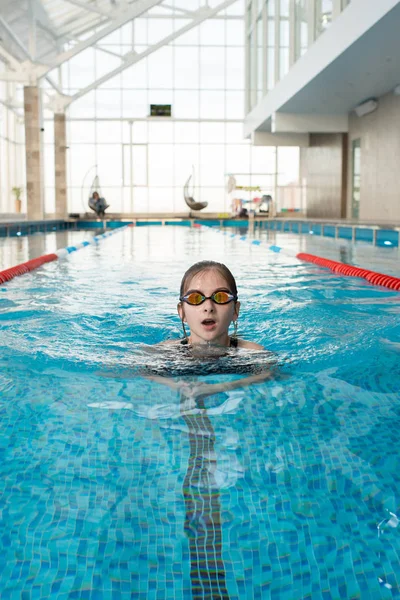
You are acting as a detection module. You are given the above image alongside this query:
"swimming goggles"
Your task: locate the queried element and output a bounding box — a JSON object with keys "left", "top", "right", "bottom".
{"left": 180, "top": 290, "right": 237, "bottom": 306}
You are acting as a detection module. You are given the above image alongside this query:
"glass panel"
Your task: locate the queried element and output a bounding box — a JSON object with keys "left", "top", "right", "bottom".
{"left": 148, "top": 122, "right": 173, "bottom": 144}
{"left": 316, "top": 0, "right": 333, "bottom": 38}
{"left": 267, "top": 5, "right": 275, "bottom": 90}
{"left": 133, "top": 122, "right": 148, "bottom": 144}
{"left": 95, "top": 90, "right": 122, "bottom": 118}
{"left": 134, "top": 19, "right": 148, "bottom": 44}
{"left": 197, "top": 187, "right": 225, "bottom": 212}
{"left": 199, "top": 19, "right": 225, "bottom": 45}
{"left": 279, "top": 0, "right": 290, "bottom": 80}
{"left": 95, "top": 50, "right": 121, "bottom": 79}
{"left": 200, "top": 47, "right": 225, "bottom": 89}
{"left": 277, "top": 147, "right": 300, "bottom": 185}
{"left": 352, "top": 139, "right": 361, "bottom": 219}
{"left": 226, "top": 144, "right": 251, "bottom": 174}
{"left": 279, "top": 48, "right": 289, "bottom": 79}
{"left": 44, "top": 145, "right": 55, "bottom": 188}
{"left": 250, "top": 29, "right": 257, "bottom": 108}
{"left": 68, "top": 92, "right": 95, "bottom": 119}
{"left": 174, "top": 47, "right": 199, "bottom": 89}
{"left": 174, "top": 145, "right": 200, "bottom": 190}
{"left": 251, "top": 146, "right": 276, "bottom": 172}
{"left": 123, "top": 144, "right": 148, "bottom": 187}
{"left": 225, "top": 91, "right": 245, "bottom": 119}
{"left": 96, "top": 121, "right": 122, "bottom": 143}
{"left": 44, "top": 187, "right": 55, "bottom": 215}
{"left": 174, "top": 122, "right": 199, "bottom": 144}
{"left": 174, "top": 91, "right": 199, "bottom": 119}
{"left": 200, "top": 122, "right": 225, "bottom": 143}
{"left": 225, "top": 123, "right": 244, "bottom": 143}
{"left": 122, "top": 90, "right": 148, "bottom": 119}
{"left": 148, "top": 187, "right": 175, "bottom": 212}
{"left": 133, "top": 145, "right": 148, "bottom": 187}
{"left": 257, "top": 17, "right": 263, "bottom": 100}
{"left": 148, "top": 47, "right": 173, "bottom": 89}
{"left": 280, "top": 0, "right": 290, "bottom": 17}
{"left": 173, "top": 26, "right": 199, "bottom": 46}
{"left": 122, "top": 61, "right": 147, "bottom": 89}
{"left": 66, "top": 49, "right": 95, "bottom": 89}
{"left": 96, "top": 144, "right": 122, "bottom": 186}
{"left": 226, "top": 47, "right": 244, "bottom": 89}
{"left": 199, "top": 145, "right": 225, "bottom": 186}
{"left": 148, "top": 18, "right": 173, "bottom": 44}
{"left": 200, "top": 91, "right": 225, "bottom": 119}
{"left": 226, "top": 20, "right": 244, "bottom": 46}
{"left": 148, "top": 145, "right": 173, "bottom": 186}
{"left": 68, "top": 144, "right": 96, "bottom": 191}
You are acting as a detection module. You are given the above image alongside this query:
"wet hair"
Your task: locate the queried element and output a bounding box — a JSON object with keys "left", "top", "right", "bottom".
{"left": 179, "top": 260, "right": 238, "bottom": 299}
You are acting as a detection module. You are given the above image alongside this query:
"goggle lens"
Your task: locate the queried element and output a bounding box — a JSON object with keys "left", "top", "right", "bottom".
{"left": 212, "top": 291, "right": 231, "bottom": 304}
{"left": 185, "top": 292, "right": 204, "bottom": 305}
{"left": 182, "top": 291, "right": 236, "bottom": 305}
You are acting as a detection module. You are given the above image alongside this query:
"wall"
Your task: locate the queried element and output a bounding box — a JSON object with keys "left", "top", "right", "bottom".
{"left": 300, "top": 133, "right": 347, "bottom": 218}
{"left": 347, "top": 91, "right": 400, "bottom": 223}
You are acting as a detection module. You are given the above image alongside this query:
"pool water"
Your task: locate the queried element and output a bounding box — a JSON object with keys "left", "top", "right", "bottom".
{"left": 0, "top": 225, "right": 399, "bottom": 599}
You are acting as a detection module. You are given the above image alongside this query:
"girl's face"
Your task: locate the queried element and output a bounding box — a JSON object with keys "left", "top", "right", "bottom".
{"left": 177, "top": 269, "right": 240, "bottom": 346}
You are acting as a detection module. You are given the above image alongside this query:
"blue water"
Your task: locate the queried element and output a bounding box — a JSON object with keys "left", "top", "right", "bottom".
{"left": 0, "top": 225, "right": 399, "bottom": 599}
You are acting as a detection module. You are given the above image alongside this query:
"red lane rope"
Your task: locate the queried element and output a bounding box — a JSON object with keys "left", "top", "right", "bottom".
{"left": 297, "top": 252, "right": 400, "bottom": 291}
{"left": 0, "top": 254, "right": 58, "bottom": 285}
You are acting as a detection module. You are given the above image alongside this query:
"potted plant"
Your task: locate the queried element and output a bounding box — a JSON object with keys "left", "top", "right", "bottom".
{"left": 12, "top": 186, "right": 23, "bottom": 213}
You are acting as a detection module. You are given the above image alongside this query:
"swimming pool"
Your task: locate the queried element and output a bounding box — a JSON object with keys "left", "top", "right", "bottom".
{"left": 0, "top": 225, "right": 399, "bottom": 599}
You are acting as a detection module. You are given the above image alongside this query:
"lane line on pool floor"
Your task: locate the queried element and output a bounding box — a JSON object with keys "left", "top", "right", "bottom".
{"left": 0, "top": 225, "right": 132, "bottom": 286}
{"left": 205, "top": 226, "right": 400, "bottom": 292}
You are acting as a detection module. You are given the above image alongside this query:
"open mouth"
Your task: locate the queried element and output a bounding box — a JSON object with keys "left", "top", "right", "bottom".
{"left": 201, "top": 319, "right": 216, "bottom": 329}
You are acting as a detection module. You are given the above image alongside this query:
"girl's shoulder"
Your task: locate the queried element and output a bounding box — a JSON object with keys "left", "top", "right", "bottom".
{"left": 236, "top": 338, "right": 264, "bottom": 350}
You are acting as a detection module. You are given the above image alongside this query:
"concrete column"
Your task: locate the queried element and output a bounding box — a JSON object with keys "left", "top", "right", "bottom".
{"left": 54, "top": 113, "right": 67, "bottom": 218}
{"left": 24, "top": 86, "right": 44, "bottom": 221}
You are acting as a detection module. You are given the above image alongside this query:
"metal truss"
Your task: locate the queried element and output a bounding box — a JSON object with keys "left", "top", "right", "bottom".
{"left": 0, "top": 0, "right": 240, "bottom": 113}
{"left": 64, "top": 0, "right": 238, "bottom": 108}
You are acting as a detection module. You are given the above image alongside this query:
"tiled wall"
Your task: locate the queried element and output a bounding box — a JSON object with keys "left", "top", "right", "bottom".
{"left": 348, "top": 91, "right": 400, "bottom": 222}
{"left": 300, "top": 134, "right": 347, "bottom": 218}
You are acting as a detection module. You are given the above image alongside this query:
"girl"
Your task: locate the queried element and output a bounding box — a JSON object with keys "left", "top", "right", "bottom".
{"left": 164, "top": 260, "right": 263, "bottom": 350}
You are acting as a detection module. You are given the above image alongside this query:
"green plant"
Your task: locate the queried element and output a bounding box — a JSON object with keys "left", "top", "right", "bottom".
{"left": 12, "top": 186, "right": 23, "bottom": 200}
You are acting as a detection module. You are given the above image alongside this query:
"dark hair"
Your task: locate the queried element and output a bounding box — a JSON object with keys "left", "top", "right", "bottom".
{"left": 180, "top": 260, "right": 238, "bottom": 299}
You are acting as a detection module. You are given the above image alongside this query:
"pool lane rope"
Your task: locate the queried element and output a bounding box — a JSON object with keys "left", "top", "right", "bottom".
{"left": 296, "top": 252, "right": 400, "bottom": 291}
{"left": 206, "top": 226, "right": 400, "bottom": 292}
{"left": 0, "top": 225, "right": 132, "bottom": 286}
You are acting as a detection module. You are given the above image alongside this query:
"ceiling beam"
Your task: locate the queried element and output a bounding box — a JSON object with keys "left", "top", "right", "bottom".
{"left": 0, "top": 44, "right": 23, "bottom": 71}
{"left": 0, "top": 15, "right": 33, "bottom": 61}
{"left": 65, "top": 0, "right": 238, "bottom": 107}
{"left": 62, "top": 0, "right": 115, "bottom": 18}
{"left": 41, "top": 0, "right": 163, "bottom": 75}
{"left": 161, "top": 3, "right": 195, "bottom": 16}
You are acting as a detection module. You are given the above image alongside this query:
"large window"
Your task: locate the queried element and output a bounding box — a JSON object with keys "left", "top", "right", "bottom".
{"left": 0, "top": 71, "right": 25, "bottom": 214}
{"left": 59, "top": 0, "right": 297, "bottom": 214}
